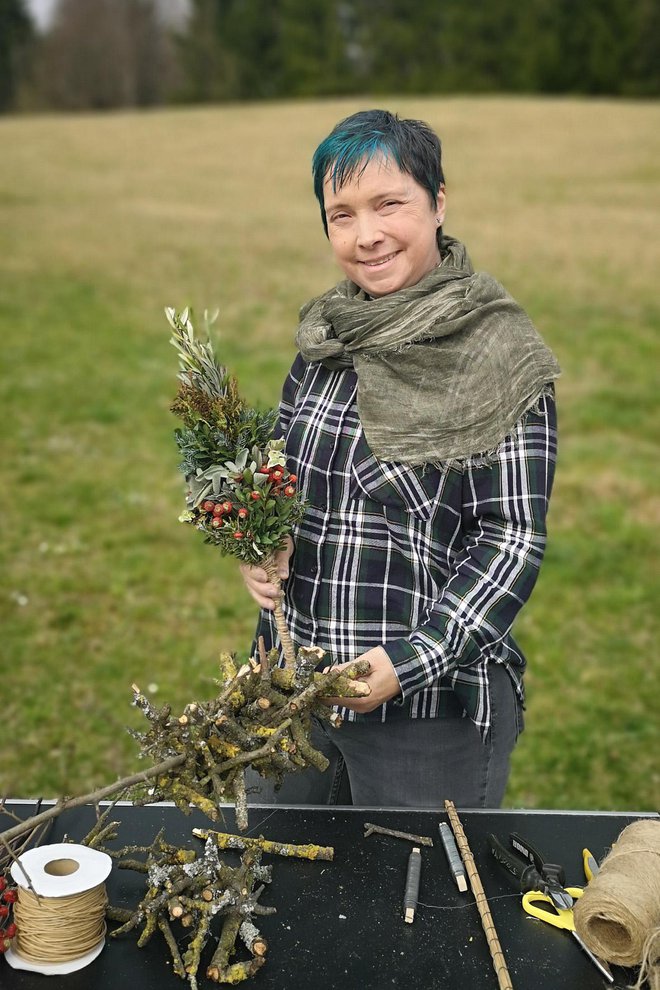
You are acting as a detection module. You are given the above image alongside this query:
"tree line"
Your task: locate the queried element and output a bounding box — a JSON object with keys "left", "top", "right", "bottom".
{"left": 2, "top": 0, "right": 660, "bottom": 113}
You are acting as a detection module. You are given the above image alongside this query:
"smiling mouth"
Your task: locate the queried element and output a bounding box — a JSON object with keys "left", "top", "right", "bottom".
{"left": 361, "top": 252, "right": 398, "bottom": 269}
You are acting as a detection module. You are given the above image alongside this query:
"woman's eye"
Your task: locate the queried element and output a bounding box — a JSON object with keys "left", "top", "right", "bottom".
{"left": 381, "top": 200, "right": 401, "bottom": 210}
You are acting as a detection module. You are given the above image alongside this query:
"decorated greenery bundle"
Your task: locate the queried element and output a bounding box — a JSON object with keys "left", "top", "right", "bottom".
{"left": 167, "top": 307, "right": 305, "bottom": 664}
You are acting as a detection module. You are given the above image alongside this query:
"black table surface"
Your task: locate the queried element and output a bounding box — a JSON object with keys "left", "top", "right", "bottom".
{"left": 1, "top": 801, "right": 656, "bottom": 990}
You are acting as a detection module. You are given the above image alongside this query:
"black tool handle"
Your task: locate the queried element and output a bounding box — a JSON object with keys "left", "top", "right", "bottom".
{"left": 488, "top": 834, "right": 542, "bottom": 890}
{"left": 510, "top": 832, "right": 566, "bottom": 887}
{"left": 491, "top": 834, "right": 573, "bottom": 910}
{"left": 510, "top": 831, "right": 546, "bottom": 872}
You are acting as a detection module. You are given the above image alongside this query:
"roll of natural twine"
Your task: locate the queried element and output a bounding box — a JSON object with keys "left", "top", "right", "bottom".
{"left": 573, "top": 819, "right": 660, "bottom": 988}
{"left": 13, "top": 884, "right": 108, "bottom": 964}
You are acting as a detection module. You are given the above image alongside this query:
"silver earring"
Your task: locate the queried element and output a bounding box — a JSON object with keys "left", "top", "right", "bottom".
{"left": 436, "top": 218, "right": 441, "bottom": 225}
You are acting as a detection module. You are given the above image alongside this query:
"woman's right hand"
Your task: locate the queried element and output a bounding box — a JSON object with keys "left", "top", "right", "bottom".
{"left": 238, "top": 535, "right": 294, "bottom": 610}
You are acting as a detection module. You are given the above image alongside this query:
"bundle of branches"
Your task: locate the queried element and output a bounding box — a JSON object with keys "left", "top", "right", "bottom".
{"left": 0, "top": 644, "right": 369, "bottom": 851}
{"left": 131, "top": 645, "right": 369, "bottom": 831}
{"left": 94, "top": 822, "right": 275, "bottom": 988}
{"left": 168, "top": 307, "right": 305, "bottom": 665}
{"left": 82, "top": 807, "right": 335, "bottom": 988}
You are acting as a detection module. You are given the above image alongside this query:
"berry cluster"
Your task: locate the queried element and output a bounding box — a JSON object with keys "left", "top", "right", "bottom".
{"left": 0, "top": 876, "right": 17, "bottom": 953}
{"left": 192, "top": 464, "right": 302, "bottom": 562}
{"left": 168, "top": 310, "right": 306, "bottom": 568}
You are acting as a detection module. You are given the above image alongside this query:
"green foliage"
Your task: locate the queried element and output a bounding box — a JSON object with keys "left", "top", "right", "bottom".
{"left": 168, "top": 308, "right": 305, "bottom": 566}
{"left": 175, "top": 0, "right": 660, "bottom": 102}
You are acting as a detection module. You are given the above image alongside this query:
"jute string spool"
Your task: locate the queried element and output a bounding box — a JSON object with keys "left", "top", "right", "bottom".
{"left": 6, "top": 843, "right": 112, "bottom": 975}
{"left": 13, "top": 883, "right": 108, "bottom": 963}
{"left": 573, "top": 819, "right": 660, "bottom": 988}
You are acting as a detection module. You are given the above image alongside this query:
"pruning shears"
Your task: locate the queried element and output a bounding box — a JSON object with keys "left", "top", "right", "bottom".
{"left": 488, "top": 831, "right": 574, "bottom": 911}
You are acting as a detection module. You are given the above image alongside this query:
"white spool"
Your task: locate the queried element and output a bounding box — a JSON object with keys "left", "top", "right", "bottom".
{"left": 5, "top": 842, "right": 112, "bottom": 975}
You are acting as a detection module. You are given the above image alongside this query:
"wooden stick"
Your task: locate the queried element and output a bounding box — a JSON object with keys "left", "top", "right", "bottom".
{"left": 444, "top": 800, "right": 514, "bottom": 990}
{"left": 363, "top": 823, "right": 434, "bottom": 847}
{"left": 264, "top": 556, "right": 296, "bottom": 667}
{"left": 0, "top": 755, "right": 185, "bottom": 845}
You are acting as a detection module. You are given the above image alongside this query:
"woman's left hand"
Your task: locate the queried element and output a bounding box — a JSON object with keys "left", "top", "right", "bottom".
{"left": 323, "top": 646, "right": 401, "bottom": 713}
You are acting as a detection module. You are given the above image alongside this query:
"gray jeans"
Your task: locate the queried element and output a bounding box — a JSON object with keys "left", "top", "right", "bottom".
{"left": 246, "top": 663, "right": 522, "bottom": 808}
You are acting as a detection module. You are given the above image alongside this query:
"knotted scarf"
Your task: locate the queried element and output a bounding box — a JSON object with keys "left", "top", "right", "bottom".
{"left": 295, "top": 236, "right": 561, "bottom": 466}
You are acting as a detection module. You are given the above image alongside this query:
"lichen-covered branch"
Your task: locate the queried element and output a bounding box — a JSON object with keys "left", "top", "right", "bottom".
{"left": 193, "top": 829, "right": 334, "bottom": 862}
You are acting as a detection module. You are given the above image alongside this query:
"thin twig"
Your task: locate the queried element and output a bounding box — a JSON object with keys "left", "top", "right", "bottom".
{"left": 0, "top": 754, "right": 185, "bottom": 846}
{"left": 363, "top": 822, "right": 434, "bottom": 847}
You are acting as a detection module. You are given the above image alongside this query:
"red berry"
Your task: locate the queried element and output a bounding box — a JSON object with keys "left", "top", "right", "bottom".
{"left": 0, "top": 939, "right": 8, "bottom": 953}
{"left": 237, "top": 508, "right": 248, "bottom": 519}
{"left": 250, "top": 491, "right": 261, "bottom": 501}
{"left": 202, "top": 500, "right": 215, "bottom": 513}
{"left": 288, "top": 473, "right": 297, "bottom": 482}
{"left": 2, "top": 891, "right": 16, "bottom": 904}
{"left": 211, "top": 517, "right": 222, "bottom": 528}
{"left": 270, "top": 468, "right": 283, "bottom": 481}
{"left": 221, "top": 501, "right": 233, "bottom": 513}
{"left": 284, "top": 485, "right": 296, "bottom": 497}
{"left": 5, "top": 923, "right": 16, "bottom": 938}
{"left": 233, "top": 531, "right": 244, "bottom": 540}
{"left": 0, "top": 906, "right": 9, "bottom": 918}
{"left": 212, "top": 503, "right": 225, "bottom": 516}
{"left": 0, "top": 878, "right": 5, "bottom": 893}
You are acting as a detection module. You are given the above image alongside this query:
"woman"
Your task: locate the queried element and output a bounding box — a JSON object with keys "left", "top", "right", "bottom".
{"left": 240, "top": 109, "right": 560, "bottom": 808}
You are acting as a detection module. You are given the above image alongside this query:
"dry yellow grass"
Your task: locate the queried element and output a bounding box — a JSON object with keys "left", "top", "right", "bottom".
{"left": 1, "top": 96, "right": 658, "bottom": 808}
{"left": 3, "top": 97, "right": 659, "bottom": 314}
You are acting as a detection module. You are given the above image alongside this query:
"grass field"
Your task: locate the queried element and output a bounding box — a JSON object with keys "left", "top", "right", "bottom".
{"left": 1, "top": 96, "right": 658, "bottom": 811}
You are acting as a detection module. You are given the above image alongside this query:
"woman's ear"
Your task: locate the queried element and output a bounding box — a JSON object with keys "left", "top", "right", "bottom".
{"left": 436, "top": 184, "right": 447, "bottom": 225}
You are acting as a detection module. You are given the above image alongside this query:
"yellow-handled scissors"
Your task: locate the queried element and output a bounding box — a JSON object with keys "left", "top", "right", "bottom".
{"left": 522, "top": 887, "right": 614, "bottom": 983}
{"left": 583, "top": 848, "right": 599, "bottom": 882}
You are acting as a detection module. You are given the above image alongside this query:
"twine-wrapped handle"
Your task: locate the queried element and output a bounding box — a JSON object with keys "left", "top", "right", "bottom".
{"left": 444, "top": 800, "right": 514, "bottom": 990}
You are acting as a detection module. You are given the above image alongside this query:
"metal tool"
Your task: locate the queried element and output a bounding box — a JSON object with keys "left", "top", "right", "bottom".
{"left": 522, "top": 886, "right": 614, "bottom": 983}
{"left": 488, "top": 833, "right": 574, "bottom": 911}
{"left": 583, "top": 848, "right": 600, "bottom": 882}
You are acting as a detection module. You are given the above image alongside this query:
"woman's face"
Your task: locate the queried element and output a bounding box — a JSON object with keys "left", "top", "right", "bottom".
{"left": 323, "top": 155, "right": 445, "bottom": 297}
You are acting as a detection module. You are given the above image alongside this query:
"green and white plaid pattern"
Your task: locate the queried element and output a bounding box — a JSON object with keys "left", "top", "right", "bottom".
{"left": 254, "top": 355, "right": 557, "bottom": 738}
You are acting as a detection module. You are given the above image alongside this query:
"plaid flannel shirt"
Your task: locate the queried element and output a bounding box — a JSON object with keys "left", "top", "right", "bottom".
{"left": 255, "top": 354, "right": 557, "bottom": 737}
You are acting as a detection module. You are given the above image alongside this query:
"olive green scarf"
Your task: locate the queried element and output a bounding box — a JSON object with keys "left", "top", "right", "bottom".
{"left": 295, "top": 236, "right": 561, "bottom": 466}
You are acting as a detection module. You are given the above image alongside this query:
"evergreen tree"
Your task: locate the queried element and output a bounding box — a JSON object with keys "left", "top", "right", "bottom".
{"left": 223, "top": 0, "right": 283, "bottom": 99}
{"left": 0, "top": 0, "right": 34, "bottom": 112}
{"left": 176, "top": 0, "right": 231, "bottom": 101}
{"left": 628, "top": 0, "right": 660, "bottom": 96}
{"left": 172, "top": 0, "right": 660, "bottom": 104}
{"left": 355, "top": 0, "right": 446, "bottom": 95}
{"left": 278, "top": 0, "right": 356, "bottom": 97}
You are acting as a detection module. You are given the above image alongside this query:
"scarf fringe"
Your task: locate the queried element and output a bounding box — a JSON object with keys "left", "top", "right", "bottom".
{"left": 437, "top": 384, "right": 555, "bottom": 471}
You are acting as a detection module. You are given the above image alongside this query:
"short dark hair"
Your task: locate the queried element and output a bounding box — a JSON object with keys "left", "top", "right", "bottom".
{"left": 312, "top": 109, "right": 445, "bottom": 235}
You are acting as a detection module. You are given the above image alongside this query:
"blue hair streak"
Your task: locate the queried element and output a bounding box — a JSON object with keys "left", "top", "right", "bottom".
{"left": 312, "top": 109, "right": 445, "bottom": 236}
